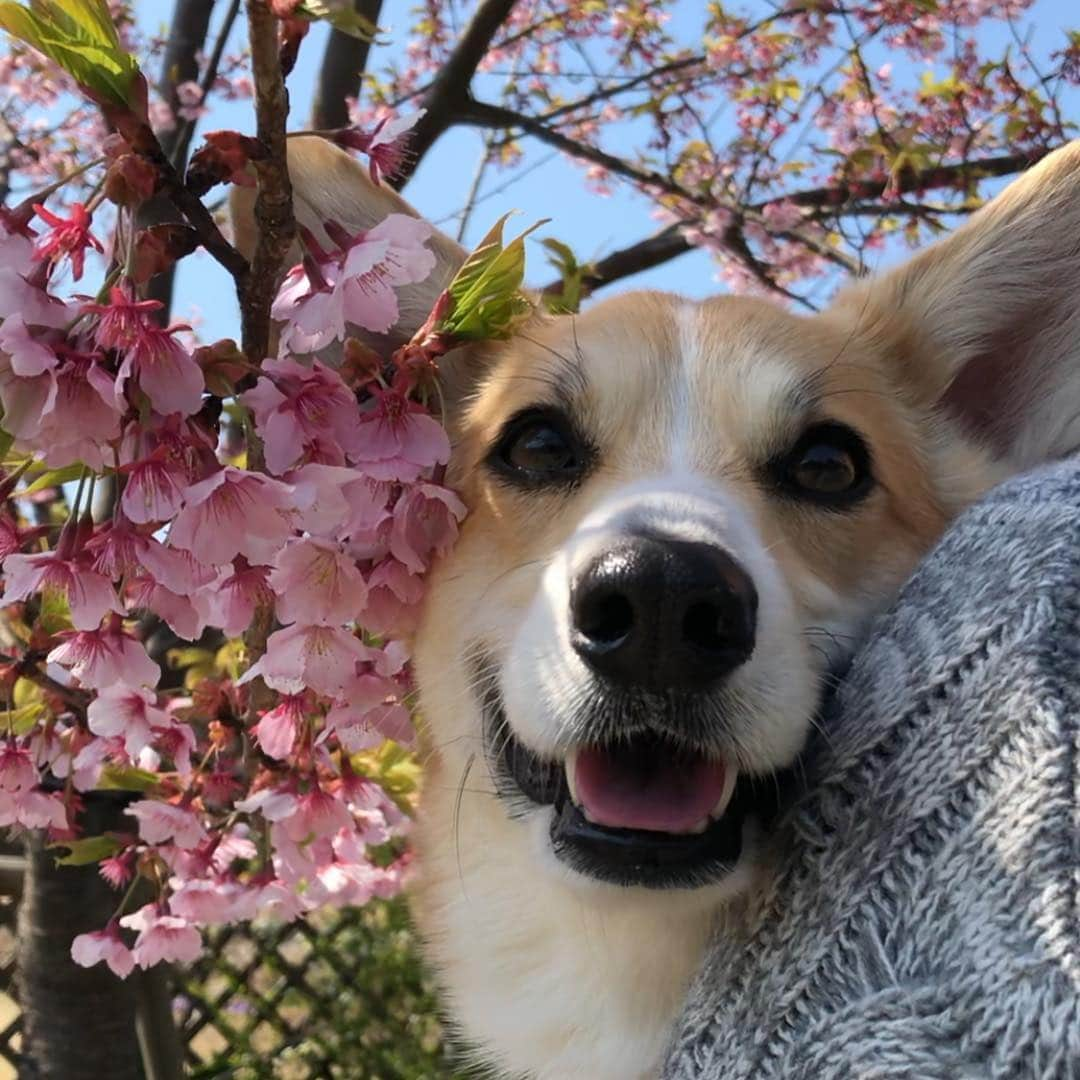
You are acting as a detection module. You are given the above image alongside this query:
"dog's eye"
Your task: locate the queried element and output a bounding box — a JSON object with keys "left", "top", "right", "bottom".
{"left": 774, "top": 422, "right": 872, "bottom": 505}
{"left": 490, "top": 409, "right": 588, "bottom": 485}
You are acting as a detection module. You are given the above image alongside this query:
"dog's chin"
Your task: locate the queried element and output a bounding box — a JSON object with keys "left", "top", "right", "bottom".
{"left": 484, "top": 691, "right": 800, "bottom": 891}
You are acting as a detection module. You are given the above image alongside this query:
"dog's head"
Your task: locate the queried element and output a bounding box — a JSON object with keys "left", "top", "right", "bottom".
{"left": 247, "top": 139, "right": 1080, "bottom": 894}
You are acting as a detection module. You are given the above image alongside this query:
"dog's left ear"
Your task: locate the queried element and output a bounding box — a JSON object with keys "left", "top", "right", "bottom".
{"left": 828, "top": 141, "right": 1080, "bottom": 470}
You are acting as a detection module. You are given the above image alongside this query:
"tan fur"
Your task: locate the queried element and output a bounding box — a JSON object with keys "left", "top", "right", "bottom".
{"left": 232, "top": 138, "right": 1080, "bottom": 1078}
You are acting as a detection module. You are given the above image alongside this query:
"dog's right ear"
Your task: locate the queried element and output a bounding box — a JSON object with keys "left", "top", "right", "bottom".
{"left": 229, "top": 136, "right": 469, "bottom": 353}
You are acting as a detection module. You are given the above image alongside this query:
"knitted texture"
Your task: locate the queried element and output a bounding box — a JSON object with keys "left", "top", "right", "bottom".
{"left": 663, "top": 459, "right": 1080, "bottom": 1080}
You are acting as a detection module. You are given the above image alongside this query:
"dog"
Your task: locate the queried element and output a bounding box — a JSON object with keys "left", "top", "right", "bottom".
{"left": 234, "top": 137, "right": 1080, "bottom": 1078}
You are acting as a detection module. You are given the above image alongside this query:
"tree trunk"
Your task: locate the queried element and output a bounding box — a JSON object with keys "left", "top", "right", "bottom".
{"left": 15, "top": 796, "right": 142, "bottom": 1080}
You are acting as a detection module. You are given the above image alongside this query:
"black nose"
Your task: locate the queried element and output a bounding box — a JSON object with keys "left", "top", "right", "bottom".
{"left": 570, "top": 534, "right": 757, "bottom": 691}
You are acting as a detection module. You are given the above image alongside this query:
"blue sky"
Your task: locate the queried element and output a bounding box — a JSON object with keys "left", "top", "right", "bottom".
{"left": 145, "top": 0, "right": 1078, "bottom": 342}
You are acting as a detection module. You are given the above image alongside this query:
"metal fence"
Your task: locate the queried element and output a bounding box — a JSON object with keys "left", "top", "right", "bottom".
{"left": 0, "top": 848, "right": 459, "bottom": 1079}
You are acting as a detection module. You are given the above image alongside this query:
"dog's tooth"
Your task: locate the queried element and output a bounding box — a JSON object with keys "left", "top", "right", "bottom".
{"left": 708, "top": 765, "right": 739, "bottom": 821}
{"left": 686, "top": 818, "right": 709, "bottom": 835}
{"left": 564, "top": 748, "right": 581, "bottom": 806}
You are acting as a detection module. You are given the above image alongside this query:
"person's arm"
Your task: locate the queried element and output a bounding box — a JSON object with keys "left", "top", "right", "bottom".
{"left": 664, "top": 458, "right": 1080, "bottom": 1080}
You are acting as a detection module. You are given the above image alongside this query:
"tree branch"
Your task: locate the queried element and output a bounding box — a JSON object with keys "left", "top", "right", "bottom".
{"left": 239, "top": 0, "right": 296, "bottom": 363}
{"left": 310, "top": 0, "right": 384, "bottom": 130}
{"left": 394, "top": 0, "right": 520, "bottom": 184}
{"left": 541, "top": 149, "right": 1057, "bottom": 297}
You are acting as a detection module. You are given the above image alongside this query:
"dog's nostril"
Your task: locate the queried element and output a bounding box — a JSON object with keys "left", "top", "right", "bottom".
{"left": 577, "top": 591, "right": 634, "bottom": 645}
{"left": 682, "top": 600, "right": 726, "bottom": 652}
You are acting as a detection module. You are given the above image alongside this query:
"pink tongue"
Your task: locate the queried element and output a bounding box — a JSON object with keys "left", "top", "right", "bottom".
{"left": 574, "top": 744, "right": 726, "bottom": 834}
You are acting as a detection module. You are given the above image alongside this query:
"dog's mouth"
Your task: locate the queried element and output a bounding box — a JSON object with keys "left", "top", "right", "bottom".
{"left": 490, "top": 698, "right": 795, "bottom": 889}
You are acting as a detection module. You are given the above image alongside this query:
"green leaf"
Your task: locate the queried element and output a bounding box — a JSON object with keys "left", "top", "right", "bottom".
{"left": 50, "top": 833, "right": 123, "bottom": 866}
{"left": 541, "top": 237, "right": 585, "bottom": 315}
{"left": 296, "top": 0, "right": 379, "bottom": 40}
{"left": 97, "top": 764, "right": 160, "bottom": 793}
{"left": 0, "top": 0, "right": 141, "bottom": 108}
{"left": 1, "top": 701, "right": 44, "bottom": 736}
{"left": 21, "top": 462, "right": 86, "bottom": 495}
{"left": 439, "top": 214, "right": 547, "bottom": 340}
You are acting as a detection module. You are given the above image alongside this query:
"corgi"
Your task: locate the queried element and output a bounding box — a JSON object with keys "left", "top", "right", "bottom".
{"left": 234, "top": 138, "right": 1080, "bottom": 1079}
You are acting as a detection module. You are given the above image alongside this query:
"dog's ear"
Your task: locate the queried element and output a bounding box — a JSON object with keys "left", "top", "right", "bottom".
{"left": 828, "top": 140, "right": 1080, "bottom": 470}
{"left": 229, "top": 135, "right": 469, "bottom": 352}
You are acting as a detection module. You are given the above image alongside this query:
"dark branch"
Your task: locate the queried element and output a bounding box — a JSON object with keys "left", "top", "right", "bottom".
{"left": 395, "top": 0, "right": 520, "bottom": 184}
{"left": 541, "top": 149, "right": 1059, "bottom": 297}
{"left": 239, "top": 0, "right": 296, "bottom": 363}
{"left": 310, "top": 0, "right": 385, "bottom": 130}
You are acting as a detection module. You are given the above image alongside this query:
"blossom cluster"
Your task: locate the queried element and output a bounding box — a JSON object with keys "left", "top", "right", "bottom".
{"left": 0, "top": 98, "right": 460, "bottom": 975}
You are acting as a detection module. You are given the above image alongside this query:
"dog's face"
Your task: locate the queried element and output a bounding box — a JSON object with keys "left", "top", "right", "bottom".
{"left": 251, "top": 137, "right": 1080, "bottom": 908}
{"left": 413, "top": 288, "right": 990, "bottom": 891}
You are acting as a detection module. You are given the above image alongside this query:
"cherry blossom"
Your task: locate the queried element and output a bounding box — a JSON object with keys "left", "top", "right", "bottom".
{"left": 71, "top": 925, "right": 136, "bottom": 978}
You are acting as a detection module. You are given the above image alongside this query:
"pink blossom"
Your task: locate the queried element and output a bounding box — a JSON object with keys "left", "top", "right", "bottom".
{"left": 0, "top": 743, "right": 37, "bottom": 792}
{"left": 252, "top": 694, "right": 305, "bottom": 760}
{"left": 168, "top": 878, "right": 244, "bottom": 924}
{"left": 33, "top": 201, "right": 103, "bottom": 280}
{"left": 282, "top": 787, "right": 353, "bottom": 843}
{"left": 269, "top": 537, "right": 367, "bottom": 625}
{"left": 240, "top": 357, "right": 362, "bottom": 475}
{"left": 47, "top": 621, "right": 160, "bottom": 690}
{"left": 126, "top": 575, "right": 204, "bottom": 640}
{"left": 116, "top": 324, "right": 204, "bottom": 416}
{"left": 71, "top": 924, "right": 135, "bottom": 978}
{"left": 336, "top": 110, "right": 423, "bottom": 185}
{"left": 1, "top": 551, "right": 122, "bottom": 630}
{"left": 196, "top": 559, "right": 274, "bottom": 637}
{"left": 0, "top": 787, "right": 67, "bottom": 829}
{"left": 348, "top": 389, "right": 450, "bottom": 481}
{"left": 87, "top": 520, "right": 212, "bottom": 594}
{"left": 289, "top": 463, "right": 391, "bottom": 540}
{"left": 169, "top": 467, "right": 297, "bottom": 565}
{"left": 235, "top": 786, "right": 298, "bottom": 822}
{"left": 272, "top": 215, "right": 435, "bottom": 353}
{"left": 82, "top": 285, "right": 164, "bottom": 351}
{"left": 120, "top": 904, "right": 203, "bottom": 968}
{"left": 389, "top": 483, "right": 467, "bottom": 574}
{"left": 87, "top": 686, "right": 169, "bottom": 758}
{"left": 325, "top": 673, "right": 414, "bottom": 750}
{"left": 0, "top": 313, "right": 57, "bottom": 376}
{"left": 239, "top": 623, "right": 369, "bottom": 698}
{"left": 360, "top": 558, "right": 424, "bottom": 636}
{"left": 121, "top": 455, "right": 187, "bottom": 524}
{"left": 127, "top": 800, "right": 207, "bottom": 849}
{"left": 33, "top": 352, "right": 122, "bottom": 469}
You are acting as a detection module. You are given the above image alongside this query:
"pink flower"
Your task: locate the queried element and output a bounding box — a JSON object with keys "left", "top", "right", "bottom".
{"left": 87, "top": 520, "right": 212, "bottom": 594}
{"left": 0, "top": 313, "right": 57, "bottom": 376}
{"left": 1, "top": 551, "right": 122, "bottom": 630}
{"left": 168, "top": 878, "right": 244, "bottom": 924}
{"left": 169, "top": 467, "right": 297, "bottom": 565}
{"left": 336, "top": 110, "right": 423, "bottom": 185}
{"left": 269, "top": 537, "right": 367, "bottom": 625}
{"left": 121, "top": 455, "right": 187, "bottom": 524}
{"left": 348, "top": 389, "right": 450, "bottom": 481}
{"left": 272, "top": 215, "right": 435, "bottom": 352}
{"left": 120, "top": 904, "right": 203, "bottom": 968}
{"left": 240, "top": 357, "right": 362, "bottom": 476}
{"left": 236, "top": 786, "right": 298, "bottom": 822}
{"left": 360, "top": 558, "right": 423, "bottom": 636}
{"left": 325, "top": 673, "right": 414, "bottom": 750}
{"left": 87, "top": 685, "right": 170, "bottom": 758}
{"left": 116, "top": 324, "right": 204, "bottom": 416}
{"left": 126, "top": 575, "right": 204, "bottom": 640}
{"left": 389, "top": 483, "right": 467, "bottom": 574}
{"left": 82, "top": 285, "right": 163, "bottom": 351}
{"left": 48, "top": 620, "right": 160, "bottom": 690}
{"left": 0, "top": 743, "right": 37, "bottom": 792}
{"left": 33, "top": 201, "right": 103, "bottom": 281}
{"left": 127, "top": 800, "right": 207, "bottom": 849}
{"left": 0, "top": 787, "right": 67, "bottom": 829}
{"left": 0, "top": 224, "right": 70, "bottom": 328}
{"left": 71, "top": 924, "right": 135, "bottom": 978}
{"left": 289, "top": 463, "right": 391, "bottom": 540}
{"left": 197, "top": 559, "right": 274, "bottom": 636}
{"left": 33, "top": 352, "right": 122, "bottom": 469}
{"left": 252, "top": 694, "right": 306, "bottom": 760}
{"left": 239, "top": 623, "right": 369, "bottom": 697}
{"left": 282, "top": 787, "right": 353, "bottom": 842}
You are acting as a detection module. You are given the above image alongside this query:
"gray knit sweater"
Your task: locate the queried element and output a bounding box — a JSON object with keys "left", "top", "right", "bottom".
{"left": 664, "top": 458, "right": 1080, "bottom": 1080}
